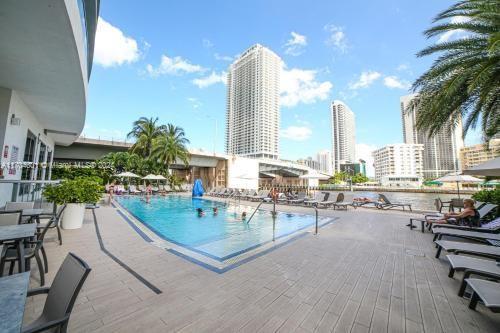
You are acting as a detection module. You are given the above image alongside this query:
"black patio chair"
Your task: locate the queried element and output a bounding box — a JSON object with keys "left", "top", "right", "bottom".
{"left": 22, "top": 253, "right": 91, "bottom": 333}
{"left": 0, "top": 217, "right": 55, "bottom": 285}
{"left": 38, "top": 204, "right": 66, "bottom": 246}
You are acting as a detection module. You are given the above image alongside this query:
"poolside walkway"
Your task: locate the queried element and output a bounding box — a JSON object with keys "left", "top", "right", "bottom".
{"left": 19, "top": 197, "right": 500, "bottom": 332}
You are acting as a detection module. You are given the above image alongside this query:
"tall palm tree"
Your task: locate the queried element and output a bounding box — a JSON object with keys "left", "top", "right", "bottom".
{"left": 127, "top": 117, "right": 166, "bottom": 158}
{"left": 151, "top": 124, "right": 190, "bottom": 172}
{"left": 412, "top": 0, "right": 499, "bottom": 140}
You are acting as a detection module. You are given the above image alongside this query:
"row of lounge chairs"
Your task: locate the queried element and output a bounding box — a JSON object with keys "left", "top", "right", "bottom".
{"left": 206, "top": 188, "right": 411, "bottom": 211}
{"left": 411, "top": 207, "right": 500, "bottom": 313}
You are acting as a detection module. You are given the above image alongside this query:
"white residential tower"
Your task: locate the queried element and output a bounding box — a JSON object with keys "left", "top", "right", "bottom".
{"left": 225, "top": 44, "right": 282, "bottom": 159}
{"left": 401, "top": 94, "right": 464, "bottom": 179}
{"left": 331, "top": 100, "right": 355, "bottom": 172}
{"left": 372, "top": 143, "right": 424, "bottom": 187}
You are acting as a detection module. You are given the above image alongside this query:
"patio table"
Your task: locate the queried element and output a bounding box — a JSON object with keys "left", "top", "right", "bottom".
{"left": 4, "top": 208, "right": 44, "bottom": 224}
{"left": 0, "top": 272, "right": 30, "bottom": 333}
{"left": 0, "top": 223, "right": 36, "bottom": 273}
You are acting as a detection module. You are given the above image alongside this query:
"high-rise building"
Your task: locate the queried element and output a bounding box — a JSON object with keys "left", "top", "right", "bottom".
{"left": 460, "top": 139, "right": 500, "bottom": 170}
{"left": 225, "top": 44, "right": 281, "bottom": 159}
{"left": 372, "top": 144, "right": 424, "bottom": 187}
{"left": 297, "top": 157, "right": 320, "bottom": 171}
{"left": 401, "top": 94, "right": 464, "bottom": 179}
{"left": 316, "top": 150, "right": 333, "bottom": 175}
{"left": 331, "top": 100, "right": 355, "bottom": 172}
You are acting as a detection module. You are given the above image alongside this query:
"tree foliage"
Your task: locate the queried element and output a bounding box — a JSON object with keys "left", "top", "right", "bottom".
{"left": 412, "top": 0, "right": 499, "bottom": 140}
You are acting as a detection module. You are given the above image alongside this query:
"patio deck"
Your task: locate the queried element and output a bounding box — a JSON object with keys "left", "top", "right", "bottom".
{"left": 18, "top": 198, "right": 500, "bottom": 332}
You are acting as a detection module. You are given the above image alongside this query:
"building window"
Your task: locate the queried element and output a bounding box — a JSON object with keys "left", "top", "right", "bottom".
{"left": 20, "top": 131, "right": 36, "bottom": 195}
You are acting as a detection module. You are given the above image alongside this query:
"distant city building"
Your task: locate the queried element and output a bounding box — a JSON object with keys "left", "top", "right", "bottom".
{"left": 316, "top": 150, "right": 333, "bottom": 175}
{"left": 297, "top": 157, "right": 320, "bottom": 171}
{"left": 372, "top": 143, "right": 424, "bottom": 187}
{"left": 225, "top": 44, "right": 281, "bottom": 159}
{"left": 331, "top": 100, "right": 355, "bottom": 172}
{"left": 401, "top": 94, "right": 464, "bottom": 179}
{"left": 460, "top": 139, "right": 500, "bottom": 171}
{"left": 340, "top": 163, "right": 361, "bottom": 176}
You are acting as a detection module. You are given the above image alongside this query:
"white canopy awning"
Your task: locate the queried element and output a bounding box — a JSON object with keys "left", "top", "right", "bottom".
{"left": 299, "top": 171, "right": 330, "bottom": 180}
{"left": 142, "top": 174, "right": 166, "bottom": 180}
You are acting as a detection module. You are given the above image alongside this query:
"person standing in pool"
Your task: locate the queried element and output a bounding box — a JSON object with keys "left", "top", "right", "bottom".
{"left": 213, "top": 207, "right": 218, "bottom": 215}
{"left": 241, "top": 211, "right": 247, "bottom": 220}
{"left": 197, "top": 208, "right": 205, "bottom": 217}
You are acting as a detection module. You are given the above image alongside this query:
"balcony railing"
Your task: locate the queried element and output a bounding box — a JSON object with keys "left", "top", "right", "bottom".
{"left": 0, "top": 179, "right": 61, "bottom": 203}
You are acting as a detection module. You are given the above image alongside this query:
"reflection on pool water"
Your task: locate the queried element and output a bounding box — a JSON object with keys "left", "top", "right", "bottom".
{"left": 115, "top": 195, "right": 330, "bottom": 261}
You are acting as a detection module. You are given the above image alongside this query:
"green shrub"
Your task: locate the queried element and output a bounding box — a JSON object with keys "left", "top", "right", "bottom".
{"left": 472, "top": 188, "right": 500, "bottom": 206}
{"left": 43, "top": 177, "right": 103, "bottom": 205}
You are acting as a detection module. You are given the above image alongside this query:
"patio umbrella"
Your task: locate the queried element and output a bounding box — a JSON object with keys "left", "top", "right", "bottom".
{"left": 114, "top": 171, "right": 140, "bottom": 186}
{"left": 434, "top": 173, "right": 483, "bottom": 198}
{"left": 115, "top": 171, "right": 140, "bottom": 178}
{"left": 462, "top": 157, "right": 500, "bottom": 177}
{"left": 142, "top": 174, "right": 158, "bottom": 180}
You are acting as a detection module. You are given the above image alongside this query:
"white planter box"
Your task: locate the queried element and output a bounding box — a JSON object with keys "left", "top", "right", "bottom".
{"left": 61, "top": 203, "right": 86, "bottom": 229}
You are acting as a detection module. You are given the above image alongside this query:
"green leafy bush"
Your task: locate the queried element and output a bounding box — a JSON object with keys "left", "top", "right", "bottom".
{"left": 472, "top": 188, "right": 500, "bottom": 206}
{"left": 43, "top": 177, "right": 103, "bottom": 205}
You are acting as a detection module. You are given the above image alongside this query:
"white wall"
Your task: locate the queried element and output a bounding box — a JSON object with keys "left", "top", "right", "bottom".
{"left": 226, "top": 156, "right": 259, "bottom": 190}
{"left": 0, "top": 88, "right": 55, "bottom": 205}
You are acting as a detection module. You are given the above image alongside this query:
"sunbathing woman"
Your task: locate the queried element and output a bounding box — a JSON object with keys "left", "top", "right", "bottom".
{"left": 426, "top": 199, "right": 479, "bottom": 227}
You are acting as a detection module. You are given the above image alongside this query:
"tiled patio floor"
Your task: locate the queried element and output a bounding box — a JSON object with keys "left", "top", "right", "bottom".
{"left": 17, "top": 197, "right": 500, "bottom": 332}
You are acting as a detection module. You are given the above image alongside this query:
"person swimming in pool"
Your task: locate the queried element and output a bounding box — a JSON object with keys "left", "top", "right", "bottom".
{"left": 196, "top": 208, "right": 205, "bottom": 217}
{"left": 241, "top": 211, "right": 247, "bottom": 220}
{"left": 213, "top": 207, "right": 218, "bottom": 215}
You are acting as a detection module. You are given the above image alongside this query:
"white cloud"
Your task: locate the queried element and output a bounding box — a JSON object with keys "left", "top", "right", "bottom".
{"left": 349, "top": 71, "right": 381, "bottom": 89}
{"left": 383, "top": 76, "right": 410, "bottom": 90}
{"left": 280, "top": 126, "right": 312, "bottom": 141}
{"left": 214, "top": 53, "right": 233, "bottom": 61}
{"left": 202, "top": 38, "right": 214, "bottom": 48}
{"left": 187, "top": 97, "right": 202, "bottom": 109}
{"left": 146, "top": 54, "right": 204, "bottom": 76}
{"left": 284, "top": 31, "right": 307, "bottom": 56}
{"left": 397, "top": 64, "right": 409, "bottom": 72}
{"left": 355, "top": 143, "right": 378, "bottom": 177}
{"left": 281, "top": 68, "right": 333, "bottom": 107}
{"left": 94, "top": 17, "right": 140, "bottom": 67}
{"left": 192, "top": 71, "right": 227, "bottom": 88}
{"left": 438, "top": 16, "right": 470, "bottom": 43}
{"left": 324, "top": 24, "right": 347, "bottom": 53}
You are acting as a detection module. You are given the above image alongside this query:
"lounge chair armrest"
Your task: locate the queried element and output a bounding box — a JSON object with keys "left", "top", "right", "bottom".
{"left": 22, "top": 315, "right": 70, "bottom": 333}
{"left": 27, "top": 287, "right": 50, "bottom": 297}
{"left": 463, "top": 269, "right": 500, "bottom": 281}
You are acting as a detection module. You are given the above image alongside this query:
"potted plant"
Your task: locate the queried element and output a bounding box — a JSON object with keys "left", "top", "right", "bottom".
{"left": 43, "top": 177, "right": 103, "bottom": 229}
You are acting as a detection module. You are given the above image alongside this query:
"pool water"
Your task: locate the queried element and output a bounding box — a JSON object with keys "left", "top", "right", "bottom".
{"left": 115, "top": 196, "right": 328, "bottom": 261}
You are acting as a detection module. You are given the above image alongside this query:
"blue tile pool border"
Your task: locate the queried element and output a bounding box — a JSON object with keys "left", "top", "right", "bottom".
{"left": 112, "top": 197, "right": 338, "bottom": 272}
{"left": 168, "top": 231, "right": 310, "bottom": 274}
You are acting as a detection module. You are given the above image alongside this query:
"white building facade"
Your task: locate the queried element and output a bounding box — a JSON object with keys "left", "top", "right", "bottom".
{"left": 316, "top": 150, "right": 333, "bottom": 175}
{"left": 331, "top": 100, "right": 355, "bottom": 172}
{"left": 372, "top": 143, "right": 424, "bottom": 188}
{"left": 225, "top": 44, "right": 281, "bottom": 160}
{"left": 401, "top": 94, "right": 464, "bottom": 179}
{"left": 0, "top": 0, "right": 99, "bottom": 205}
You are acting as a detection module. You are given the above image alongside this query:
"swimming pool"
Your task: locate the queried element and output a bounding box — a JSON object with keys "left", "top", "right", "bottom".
{"left": 115, "top": 196, "right": 334, "bottom": 266}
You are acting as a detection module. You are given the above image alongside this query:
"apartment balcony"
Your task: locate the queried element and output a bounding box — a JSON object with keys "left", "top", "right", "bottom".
{"left": 0, "top": 0, "right": 99, "bottom": 145}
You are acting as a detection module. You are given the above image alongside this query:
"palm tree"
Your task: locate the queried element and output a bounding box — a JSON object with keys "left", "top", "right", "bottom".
{"left": 151, "top": 124, "right": 190, "bottom": 172}
{"left": 127, "top": 117, "right": 166, "bottom": 158}
{"left": 412, "top": 0, "right": 499, "bottom": 140}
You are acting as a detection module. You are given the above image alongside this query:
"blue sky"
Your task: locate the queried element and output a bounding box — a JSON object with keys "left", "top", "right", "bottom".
{"left": 84, "top": 0, "right": 481, "bottom": 174}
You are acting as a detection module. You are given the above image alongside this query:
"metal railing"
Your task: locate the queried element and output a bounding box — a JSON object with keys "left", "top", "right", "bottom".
{"left": 246, "top": 199, "right": 320, "bottom": 237}
{"left": 0, "top": 179, "right": 60, "bottom": 203}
